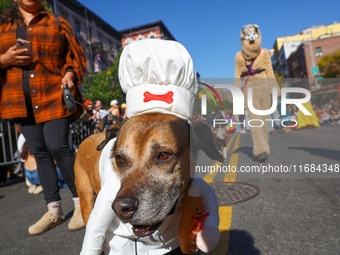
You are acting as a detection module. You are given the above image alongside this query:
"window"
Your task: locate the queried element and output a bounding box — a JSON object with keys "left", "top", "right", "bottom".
{"left": 98, "top": 34, "right": 103, "bottom": 48}
{"left": 60, "top": 11, "right": 68, "bottom": 20}
{"left": 109, "top": 41, "right": 113, "bottom": 51}
{"left": 315, "top": 47, "right": 322, "bottom": 56}
{"left": 125, "top": 37, "right": 133, "bottom": 45}
{"left": 75, "top": 20, "right": 81, "bottom": 38}
{"left": 136, "top": 34, "right": 144, "bottom": 40}
{"left": 298, "top": 56, "right": 302, "bottom": 65}
{"left": 148, "top": 32, "right": 157, "bottom": 39}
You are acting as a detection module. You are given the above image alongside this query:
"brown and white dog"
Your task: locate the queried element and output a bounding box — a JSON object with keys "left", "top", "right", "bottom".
{"left": 74, "top": 113, "right": 223, "bottom": 237}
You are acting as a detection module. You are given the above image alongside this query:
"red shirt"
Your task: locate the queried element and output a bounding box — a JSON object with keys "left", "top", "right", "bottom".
{"left": 0, "top": 11, "right": 86, "bottom": 123}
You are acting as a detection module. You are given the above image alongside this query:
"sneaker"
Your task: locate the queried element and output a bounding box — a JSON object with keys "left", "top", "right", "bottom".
{"left": 28, "top": 212, "right": 65, "bottom": 236}
{"left": 32, "top": 185, "right": 43, "bottom": 195}
{"left": 28, "top": 185, "right": 37, "bottom": 194}
{"left": 68, "top": 206, "right": 85, "bottom": 231}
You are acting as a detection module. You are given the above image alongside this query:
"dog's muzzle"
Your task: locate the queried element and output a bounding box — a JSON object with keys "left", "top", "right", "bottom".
{"left": 245, "top": 30, "right": 259, "bottom": 42}
{"left": 112, "top": 197, "right": 179, "bottom": 237}
{"left": 242, "top": 25, "right": 260, "bottom": 42}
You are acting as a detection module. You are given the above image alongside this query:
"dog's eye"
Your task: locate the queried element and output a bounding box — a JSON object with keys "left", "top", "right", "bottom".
{"left": 158, "top": 152, "right": 172, "bottom": 161}
{"left": 115, "top": 155, "right": 125, "bottom": 166}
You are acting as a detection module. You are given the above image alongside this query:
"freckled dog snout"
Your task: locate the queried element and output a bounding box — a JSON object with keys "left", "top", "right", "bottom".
{"left": 112, "top": 197, "right": 138, "bottom": 220}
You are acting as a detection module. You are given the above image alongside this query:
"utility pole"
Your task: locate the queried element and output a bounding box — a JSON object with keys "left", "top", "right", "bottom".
{"left": 308, "top": 39, "right": 319, "bottom": 89}
{"left": 84, "top": 7, "right": 93, "bottom": 73}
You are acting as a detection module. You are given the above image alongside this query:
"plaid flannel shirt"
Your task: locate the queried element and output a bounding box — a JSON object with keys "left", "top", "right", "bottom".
{"left": 0, "top": 10, "right": 86, "bottom": 123}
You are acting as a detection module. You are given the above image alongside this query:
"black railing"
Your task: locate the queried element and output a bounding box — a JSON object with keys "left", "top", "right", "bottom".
{"left": 0, "top": 119, "right": 19, "bottom": 167}
{"left": 70, "top": 120, "right": 96, "bottom": 152}
{"left": 0, "top": 119, "right": 95, "bottom": 167}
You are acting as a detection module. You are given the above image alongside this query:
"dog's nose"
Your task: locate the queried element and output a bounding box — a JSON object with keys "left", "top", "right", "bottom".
{"left": 112, "top": 197, "right": 138, "bottom": 221}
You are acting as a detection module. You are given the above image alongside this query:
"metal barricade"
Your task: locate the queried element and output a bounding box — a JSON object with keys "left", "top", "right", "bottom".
{"left": 71, "top": 120, "right": 95, "bottom": 151}
{"left": 0, "top": 118, "right": 94, "bottom": 183}
{"left": 0, "top": 119, "right": 19, "bottom": 167}
{"left": 1, "top": 119, "right": 94, "bottom": 167}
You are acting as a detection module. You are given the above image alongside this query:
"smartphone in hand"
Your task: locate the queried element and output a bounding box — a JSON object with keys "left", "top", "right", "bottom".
{"left": 16, "top": 38, "right": 32, "bottom": 56}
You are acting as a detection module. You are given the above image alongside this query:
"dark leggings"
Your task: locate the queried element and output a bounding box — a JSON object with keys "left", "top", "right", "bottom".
{"left": 18, "top": 118, "right": 78, "bottom": 204}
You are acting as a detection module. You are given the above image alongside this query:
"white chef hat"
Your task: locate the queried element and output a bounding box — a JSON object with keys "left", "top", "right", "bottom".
{"left": 118, "top": 39, "right": 197, "bottom": 120}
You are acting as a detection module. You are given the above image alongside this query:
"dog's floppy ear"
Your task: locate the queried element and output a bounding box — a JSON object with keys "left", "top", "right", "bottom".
{"left": 97, "top": 119, "right": 127, "bottom": 151}
{"left": 191, "top": 121, "right": 224, "bottom": 163}
{"left": 96, "top": 116, "right": 108, "bottom": 132}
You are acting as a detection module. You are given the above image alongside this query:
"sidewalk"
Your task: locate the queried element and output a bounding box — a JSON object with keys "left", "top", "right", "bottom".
{"left": 0, "top": 180, "right": 85, "bottom": 254}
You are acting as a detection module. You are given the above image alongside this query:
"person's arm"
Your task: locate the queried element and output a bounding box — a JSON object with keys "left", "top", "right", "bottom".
{"left": 58, "top": 16, "right": 86, "bottom": 85}
{"left": 123, "top": 109, "right": 127, "bottom": 120}
{"left": 94, "top": 110, "right": 101, "bottom": 121}
{"left": 234, "top": 51, "right": 246, "bottom": 89}
{"left": 116, "top": 108, "right": 120, "bottom": 120}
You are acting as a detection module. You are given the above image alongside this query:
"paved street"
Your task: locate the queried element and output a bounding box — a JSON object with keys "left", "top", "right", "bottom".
{"left": 1, "top": 126, "right": 339, "bottom": 255}
{"left": 0, "top": 180, "right": 85, "bottom": 254}
{"left": 197, "top": 125, "right": 340, "bottom": 255}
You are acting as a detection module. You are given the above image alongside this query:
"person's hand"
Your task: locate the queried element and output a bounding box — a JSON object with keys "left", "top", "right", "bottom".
{"left": 0, "top": 45, "right": 31, "bottom": 69}
{"left": 61, "top": 72, "right": 75, "bottom": 89}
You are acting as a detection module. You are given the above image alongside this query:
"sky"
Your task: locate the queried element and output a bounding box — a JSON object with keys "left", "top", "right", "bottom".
{"left": 79, "top": 0, "right": 340, "bottom": 78}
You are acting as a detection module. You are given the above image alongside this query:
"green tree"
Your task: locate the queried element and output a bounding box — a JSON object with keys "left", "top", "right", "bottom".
{"left": 82, "top": 49, "right": 125, "bottom": 108}
{"left": 0, "top": 0, "right": 12, "bottom": 14}
{"left": 0, "top": 0, "right": 50, "bottom": 14}
{"left": 318, "top": 49, "right": 340, "bottom": 78}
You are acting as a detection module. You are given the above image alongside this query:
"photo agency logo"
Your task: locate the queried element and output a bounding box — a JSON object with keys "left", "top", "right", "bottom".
{"left": 198, "top": 82, "right": 223, "bottom": 113}
{"left": 199, "top": 82, "right": 312, "bottom": 128}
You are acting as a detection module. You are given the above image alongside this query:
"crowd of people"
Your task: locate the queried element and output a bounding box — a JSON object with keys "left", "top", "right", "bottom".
{"left": 194, "top": 97, "right": 339, "bottom": 139}
{"left": 80, "top": 98, "right": 127, "bottom": 132}
{"left": 314, "top": 99, "right": 340, "bottom": 126}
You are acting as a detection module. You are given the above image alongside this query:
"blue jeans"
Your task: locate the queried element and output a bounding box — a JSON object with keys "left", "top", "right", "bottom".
{"left": 25, "top": 167, "right": 67, "bottom": 188}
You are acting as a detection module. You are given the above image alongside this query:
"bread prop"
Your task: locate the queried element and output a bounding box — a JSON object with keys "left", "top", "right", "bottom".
{"left": 179, "top": 178, "right": 220, "bottom": 254}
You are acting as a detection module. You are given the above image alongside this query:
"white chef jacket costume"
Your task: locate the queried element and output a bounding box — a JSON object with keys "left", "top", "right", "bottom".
{"left": 81, "top": 39, "right": 219, "bottom": 255}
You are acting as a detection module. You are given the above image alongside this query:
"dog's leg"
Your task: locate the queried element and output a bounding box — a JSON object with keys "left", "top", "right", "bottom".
{"left": 74, "top": 156, "right": 96, "bottom": 226}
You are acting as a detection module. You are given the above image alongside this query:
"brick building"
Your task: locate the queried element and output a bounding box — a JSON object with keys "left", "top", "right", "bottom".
{"left": 273, "top": 22, "right": 340, "bottom": 75}
{"left": 49, "top": 0, "right": 122, "bottom": 73}
{"left": 287, "top": 35, "right": 340, "bottom": 89}
{"left": 120, "top": 20, "right": 176, "bottom": 48}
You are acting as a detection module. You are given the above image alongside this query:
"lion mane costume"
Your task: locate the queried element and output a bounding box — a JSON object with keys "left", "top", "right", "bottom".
{"left": 235, "top": 24, "right": 280, "bottom": 162}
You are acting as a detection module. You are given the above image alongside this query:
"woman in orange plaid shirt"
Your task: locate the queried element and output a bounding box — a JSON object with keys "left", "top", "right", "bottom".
{"left": 0, "top": 0, "right": 86, "bottom": 235}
